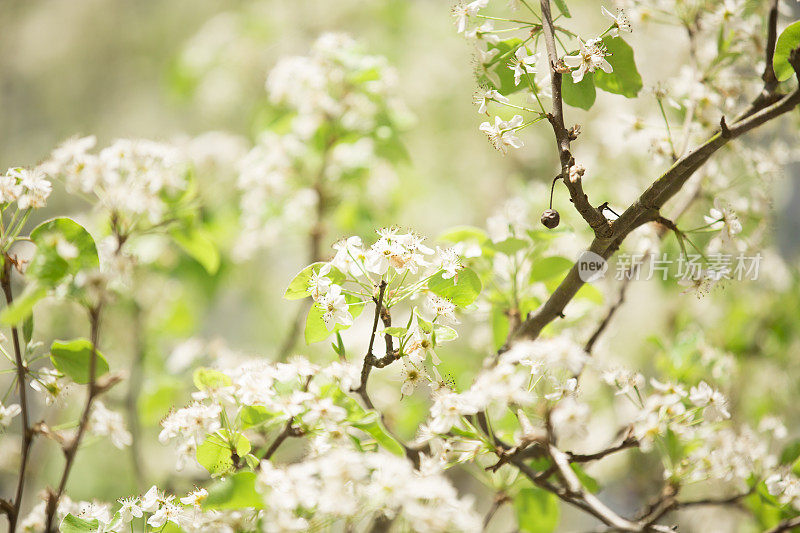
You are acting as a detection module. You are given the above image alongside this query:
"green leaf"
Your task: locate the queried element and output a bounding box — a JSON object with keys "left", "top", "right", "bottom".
{"left": 437, "top": 226, "right": 489, "bottom": 244}
{"left": 745, "top": 489, "right": 784, "bottom": 529}
{"left": 3, "top": 218, "right": 99, "bottom": 325}
{"left": 575, "top": 283, "right": 603, "bottom": 304}
{"left": 193, "top": 367, "right": 232, "bottom": 391}
{"left": 0, "top": 284, "right": 46, "bottom": 325}
{"left": 489, "top": 237, "right": 529, "bottom": 255}
{"left": 483, "top": 39, "right": 530, "bottom": 97}
{"left": 433, "top": 324, "right": 458, "bottom": 343}
{"left": 197, "top": 431, "right": 251, "bottom": 475}
{"left": 60, "top": 514, "right": 99, "bottom": 533}
{"left": 28, "top": 217, "right": 99, "bottom": 286}
{"left": 527, "top": 228, "right": 570, "bottom": 242}
{"left": 514, "top": 487, "right": 560, "bottom": 533}
{"left": 324, "top": 385, "right": 405, "bottom": 456}
{"left": 416, "top": 313, "right": 433, "bottom": 334}
{"left": 240, "top": 406, "right": 275, "bottom": 429}
{"left": 352, "top": 415, "right": 405, "bottom": 456}
{"left": 31, "top": 218, "right": 100, "bottom": 271}
{"left": 427, "top": 267, "right": 482, "bottom": 307}
{"left": 203, "top": 471, "right": 265, "bottom": 510}
{"left": 284, "top": 262, "right": 345, "bottom": 300}
{"left": 171, "top": 226, "right": 220, "bottom": 275}
{"left": 383, "top": 327, "right": 408, "bottom": 338}
{"left": 780, "top": 440, "right": 800, "bottom": 465}
{"left": 553, "top": 0, "right": 570, "bottom": 18}
{"left": 50, "top": 338, "right": 109, "bottom": 384}
{"left": 530, "top": 256, "right": 573, "bottom": 282}
{"left": 571, "top": 464, "right": 599, "bottom": 493}
{"left": 561, "top": 72, "right": 595, "bottom": 110}
{"left": 593, "top": 37, "right": 643, "bottom": 98}
{"left": 22, "top": 315, "right": 33, "bottom": 344}
{"left": 491, "top": 307, "right": 510, "bottom": 350}
{"left": 774, "top": 21, "right": 800, "bottom": 82}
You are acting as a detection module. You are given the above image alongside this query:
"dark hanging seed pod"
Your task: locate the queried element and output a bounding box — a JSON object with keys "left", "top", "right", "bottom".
{"left": 541, "top": 209, "right": 560, "bottom": 229}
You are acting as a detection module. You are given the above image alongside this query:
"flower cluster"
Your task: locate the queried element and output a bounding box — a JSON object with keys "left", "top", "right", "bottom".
{"left": 290, "top": 228, "right": 474, "bottom": 395}
{"left": 42, "top": 136, "right": 190, "bottom": 232}
{"left": 0, "top": 167, "right": 52, "bottom": 210}
{"left": 456, "top": 3, "right": 633, "bottom": 153}
{"left": 0, "top": 402, "right": 21, "bottom": 427}
{"left": 0, "top": 166, "right": 54, "bottom": 249}
{"left": 20, "top": 486, "right": 258, "bottom": 533}
{"left": 159, "top": 356, "right": 391, "bottom": 471}
{"left": 257, "top": 447, "right": 480, "bottom": 532}
{"left": 422, "top": 335, "right": 586, "bottom": 439}
{"left": 153, "top": 354, "right": 481, "bottom": 531}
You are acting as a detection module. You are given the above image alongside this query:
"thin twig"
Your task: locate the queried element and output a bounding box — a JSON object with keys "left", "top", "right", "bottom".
{"left": 259, "top": 376, "right": 311, "bottom": 463}
{"left": 539, "top": 0, "right": 611, "bottom": 237}
{"left": 567, "top": 435, "right": 638, "bottom": 463}
{"left": 262, "top": 418, "right": 303, "bottom": 462}
{"left": 482, "top": 492, "right": 510, "bottom": 532}
{"left": 45, "top": 306, "right": 104, "bottom": 532}
{"left": 1, "top": 255, "right": 32, "bottom": 532}
{"left": 354, "top": 280, "right": 389, "bottom": 410}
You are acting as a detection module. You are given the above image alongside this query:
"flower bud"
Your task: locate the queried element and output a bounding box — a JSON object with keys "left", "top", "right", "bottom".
{"left": 541, "top": 209, "right": 560, "bottom": 229}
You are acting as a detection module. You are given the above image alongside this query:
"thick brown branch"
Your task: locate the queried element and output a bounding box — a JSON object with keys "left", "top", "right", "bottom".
{"left": 513, "top": 47, "right": 800, "bottom": 342}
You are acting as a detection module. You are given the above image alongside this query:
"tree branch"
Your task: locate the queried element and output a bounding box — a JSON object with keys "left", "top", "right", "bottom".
{"left": 262, "top": 417, "right": 304, "bottom": 463}
{"left": 1, "top": 255, "right": 32, "bottom": 532}
{"left": 567, "top": 435, "right": 638, "bottom": 463}
{"left": 348, "top": 281, "right": 423, "bottom": 467}
{"left": 45, "top": 306, "right": 105, "bottom": 532}
{"left": 354, "top": 280, "right": 390, "bottom": 410}
{"left": 513, "top": 46, "right": 800, "bottom": 342}
{"left": 482, "top": 492, "right": 510, "bottom": 532}
{"left": 539, "top": 0, "right": 611, "bottom": 237}
{"left": 759, "top": 0, "right": 781, "bottom": 103}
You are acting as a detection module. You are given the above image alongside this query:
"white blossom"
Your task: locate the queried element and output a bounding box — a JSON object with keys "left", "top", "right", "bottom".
{"left": 479, "top": 115, "right": 524, "bottom": 154}
{"left": 564, "top": 38, "right": 613, "bottom": 83}
{"left": 508, "top": 46, "right": 537, "bottom": 85}
{"left": 316, "top": 284, "right": 353, "bottom": 330}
